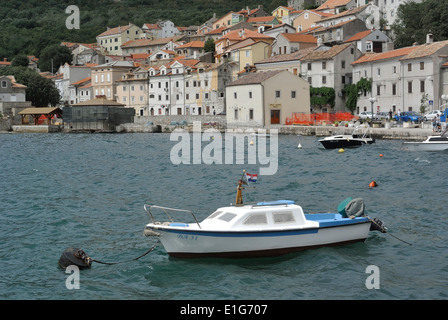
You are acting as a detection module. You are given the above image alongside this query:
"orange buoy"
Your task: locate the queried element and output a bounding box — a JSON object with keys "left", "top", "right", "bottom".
{"left": 379, "top": 154, "right": 383, "bottom": 157}
{"left": 369, "top": 181, "right": 378, "bottom": 187}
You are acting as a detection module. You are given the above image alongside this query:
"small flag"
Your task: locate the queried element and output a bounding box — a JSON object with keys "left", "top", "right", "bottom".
{"left": 245, "top": 173, "right": 258, "bottom": 183}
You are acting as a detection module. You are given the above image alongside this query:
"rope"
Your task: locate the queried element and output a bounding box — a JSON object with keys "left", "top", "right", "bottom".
{"left": 91, "top": 245, "right": 156, "bottom": 265}
{"left": 368, "top": 217, "right": 412, "bottom": 246}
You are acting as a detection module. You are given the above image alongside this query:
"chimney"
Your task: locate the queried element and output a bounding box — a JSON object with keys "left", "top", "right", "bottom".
{"left": 426, "top": 33, "right": 434, "bottom": 44}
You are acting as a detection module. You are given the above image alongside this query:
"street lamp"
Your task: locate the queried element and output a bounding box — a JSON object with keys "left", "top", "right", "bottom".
{"left": 369, "top": 96, "right": 376, "bottom": 122}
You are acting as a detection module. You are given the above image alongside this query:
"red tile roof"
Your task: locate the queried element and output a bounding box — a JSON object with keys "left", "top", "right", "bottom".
{"left": 281, "top": 33, "right": 317, "bottom": 43}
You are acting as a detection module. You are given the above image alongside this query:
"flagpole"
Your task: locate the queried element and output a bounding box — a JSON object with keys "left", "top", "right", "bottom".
{"left": 235, "top": 170, "right": 246, "bottom": 206}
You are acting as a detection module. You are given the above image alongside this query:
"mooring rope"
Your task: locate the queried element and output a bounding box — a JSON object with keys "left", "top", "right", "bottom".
{"left": 91, "top": 245, "right": 156, "bottom": 265}
{"left": 368, "top": 217, "right": 412, "bottom": 246}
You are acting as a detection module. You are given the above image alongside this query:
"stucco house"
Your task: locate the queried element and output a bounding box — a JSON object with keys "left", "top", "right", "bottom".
{"left": 352, "top": 38, "right": 448, "bottom": 116}
{"left": 272, "top": 33, "right": 317, "bottom": 55}
{"left": 97, "top": 23, "right": 143, "bottom": 56}
{"left": 226, "top": 70, "right": 311, "bottom": 127}
{"left": 300, "top": 43, "right": 362, "bottom": 112}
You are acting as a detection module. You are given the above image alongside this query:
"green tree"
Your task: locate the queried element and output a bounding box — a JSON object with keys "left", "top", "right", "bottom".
{"left": 0, "top": 66, "right": 60, "bottom": 107}
{"left": 392, "top": 0, "right": 448, "bottom": 48}
{"left": 343, "top": 77, "right": 372, "bottom": 114}
{"left": 11, "top": 54, "right": 29, "bottom": 67}
{"left": 38, "top": 44, "right": 73, "bottom": 73}
{"left": 310, "top": 87, "right": 335, "bottom": 109}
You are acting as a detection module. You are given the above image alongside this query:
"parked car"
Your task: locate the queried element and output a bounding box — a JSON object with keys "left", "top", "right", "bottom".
{"left": 359, "top": 111, "right": 373, "bottom": 119}
{"left": 394, "top": 111, "right": 423, "bottom": 123}
{"left": 423, "top": 110, "right": 442, "bottom": 121}
{"left": 373, "top": 112, "right": 389, "bottom": 120}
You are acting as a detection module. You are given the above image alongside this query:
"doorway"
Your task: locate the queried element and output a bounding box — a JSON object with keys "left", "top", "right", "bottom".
{"left": 270, "top": 109, "right": 280, "bottom": 124}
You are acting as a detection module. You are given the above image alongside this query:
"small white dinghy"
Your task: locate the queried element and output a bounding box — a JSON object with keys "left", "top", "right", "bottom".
{"left": 143, "top": 173, "right": 385, "bottom": 258}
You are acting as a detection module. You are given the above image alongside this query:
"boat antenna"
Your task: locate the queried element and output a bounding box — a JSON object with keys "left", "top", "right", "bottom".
{"left": 235, "top": 170, "right": 247, "bottom": 206}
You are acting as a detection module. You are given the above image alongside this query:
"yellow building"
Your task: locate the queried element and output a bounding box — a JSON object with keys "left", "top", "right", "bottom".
{"left": 96, "top": 23, "right": 143, "bottom": 56}
{"left": 271, "top": 6, "right": 294, "bottom": 23}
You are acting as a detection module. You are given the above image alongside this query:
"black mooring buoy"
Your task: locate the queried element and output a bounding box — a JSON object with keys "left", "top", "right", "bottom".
{"left": 58, "top": 248, "right": 92, "bottom": 269}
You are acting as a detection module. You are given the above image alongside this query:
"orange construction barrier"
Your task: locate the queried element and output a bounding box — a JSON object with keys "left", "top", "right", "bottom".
{"left": 288, "top": 112, "right": 356, "bottom": 125}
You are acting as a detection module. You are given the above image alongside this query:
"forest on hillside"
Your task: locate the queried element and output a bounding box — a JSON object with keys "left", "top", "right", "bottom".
{"left": 0, "top": 0, "right": 283, "bottom": 59}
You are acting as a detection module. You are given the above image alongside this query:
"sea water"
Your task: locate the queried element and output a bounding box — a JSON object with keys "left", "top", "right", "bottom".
{"left": 0, "top": 132, "right": 447, "bottom": 300}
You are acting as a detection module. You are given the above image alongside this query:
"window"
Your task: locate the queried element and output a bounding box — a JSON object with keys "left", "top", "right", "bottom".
{"left": 123, "top": 86, "right": 126, "bottom": 91}
{"left": 322, "top": 76, "right": 326, "bottom": 84}
{"left": 408, "top": 63, "right": 412, "bottom": 72}
{"left": 275, "top": 90, "right": 281, "bottom": 98}
{"left": 243, "top": 214, "right": 267, "bottom": 225}
{"left": 392, "top": 83, "right": 397, "bottom": 95}
{"left": 218, "top": 212, "right": 237, "bottom": 222}
{"left": 249, "top": 91, "right": 252, "bottom": 99}
{"left": 322, "top": 61, "right": 326, "bottom": 69}
{"left": 377, "top": 68, "right": 381, "bottom": 76}
{"left": 234, "top": 108, "right": 238, "bottom": 120}
{"left": 408, "top": 81, "right": 412, "bottom": 93}
{"left": 273, "top": 211, "right": 295, "bottom": 224}
{"left": 307, "top": 63, "right": 312, "bottom": 71}
{"left": 291, "top": 91, "right": 296, "bottom": 98}
{"left": 249, "top": 109, "right": 254, "bottom": 120}
{"left": 420, "top": 80, "right": 425, "bottom": 92}
{"left": 1, "top": 81, "right": 7, "bottom": 88}
{"left": 393, "top": 66, "right": 397, "bottom": 74}
{"left": 376, "top": 85, "right": 381, "bottom": 96}
{"left": 420, "top": 62, "right": 424, "bottom": 70}
{"left": 234, "top": 92, "right": 237, "bottom": 99}
{"left": 341, "top": 60, "right": 346, "bottom": 69}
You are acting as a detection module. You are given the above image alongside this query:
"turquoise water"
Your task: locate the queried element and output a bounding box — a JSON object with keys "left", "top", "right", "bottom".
{"left": 0, "top": 132, "right": 447, "bottom": 300}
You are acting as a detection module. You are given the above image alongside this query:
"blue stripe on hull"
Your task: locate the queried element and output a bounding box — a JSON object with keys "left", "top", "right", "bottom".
{"left": 156, "top": 219, "right": 370, "bottom": 238}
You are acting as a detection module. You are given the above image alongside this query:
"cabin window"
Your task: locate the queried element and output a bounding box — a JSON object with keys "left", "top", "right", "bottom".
{"left": 218, "top": 212, "right": 237, "bottom": 222}
{"left": 243, "top": 214, "right": 267, "bottom": 225}
{"left": 273, "top": 211, "right": 295, "bottom": 224}
{"left": 206, "top": 210, "right": 222, "bottom": 219}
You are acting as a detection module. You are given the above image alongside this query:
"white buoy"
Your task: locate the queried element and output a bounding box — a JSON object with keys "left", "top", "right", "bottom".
{"left": 297, "top": 143, "right": 302, "bottom": 149}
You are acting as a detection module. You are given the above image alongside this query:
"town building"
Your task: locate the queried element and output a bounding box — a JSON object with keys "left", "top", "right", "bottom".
{"left": 292, "top": 10, "right": 334, "bottom": 33}
{"left": 90, "top": 60, "right": 135, "bottom": 101}
{"left": 272, "top": 33, "right": 317, "bottom": 55}
{"left": 226, "top": 70, "right": 310, "bottom": 127}
{"left": 300, "top": 43, "right": 362, "bottom": 112}
{"left": 96, "top": 23, "right": 143, "bottom": 56}
{"left": 352, "top": 38, "right": 448, "bottom": 115}
{"left": 116, "top": 66, "right": 150, "bottom": 116}
{"left": 344, "top": 29, "right": 392, "bottom": 53}
{"left": 0, "top": 75, "right": 32, "bottom": 117}
{"left": 54, "top": 63, "right": 91, "bottom": 106}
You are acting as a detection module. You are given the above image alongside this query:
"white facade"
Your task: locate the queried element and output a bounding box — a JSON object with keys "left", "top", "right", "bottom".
{"left": 148, "top": 61, "right": 230, "bottom": 116}
{"left": 300, "top": 43, "right": 363, "bottom": 112}
{"left": 352, "top": 39, "right": 448, "bottom": 115}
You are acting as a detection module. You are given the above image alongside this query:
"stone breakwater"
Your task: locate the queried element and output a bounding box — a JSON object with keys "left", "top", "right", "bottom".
{"left": 120, "top": 121, "right": 435, "bottom": 141}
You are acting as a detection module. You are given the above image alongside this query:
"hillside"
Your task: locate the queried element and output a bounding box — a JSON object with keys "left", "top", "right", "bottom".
{"left": 0, "top": 0, "right": 282, "bottom": 59}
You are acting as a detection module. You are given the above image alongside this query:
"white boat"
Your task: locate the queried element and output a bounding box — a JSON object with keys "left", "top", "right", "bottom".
{"left": 143, "top": 174, "right": 385, "bottom": 258}
{"left": 403, "top": 128, "right": 448, "bottom": 151}
{"left": 319, "top": 126, "right": 375, "bottom": 149}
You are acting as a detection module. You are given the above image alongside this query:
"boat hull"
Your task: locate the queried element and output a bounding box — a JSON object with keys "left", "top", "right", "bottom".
{"left": 147, "top": 219, "right": 371, "bottom": 258}
{"left": 319, "top": 137, "right": 375, "bottom": 149}
{"left": 403, "top": 142, "right": 448, "bottom": 151}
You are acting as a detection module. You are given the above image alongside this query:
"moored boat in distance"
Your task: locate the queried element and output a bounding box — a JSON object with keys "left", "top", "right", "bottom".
{"left": 319, "top": 126, "right": 375, "bottom": 149}
{"left": 403, "top": 128, "right": 448, "bottom": 151}
{"left": 143, "top": 172, "right": 386, "bottom": 258}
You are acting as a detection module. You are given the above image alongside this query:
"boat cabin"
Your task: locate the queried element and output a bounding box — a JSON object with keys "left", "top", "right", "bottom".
{"left": 200, "top": 201, "right": 319, "bottom": 231}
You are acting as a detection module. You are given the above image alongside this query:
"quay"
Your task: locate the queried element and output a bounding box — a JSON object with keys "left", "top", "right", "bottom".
{"left": 1, "top": 115, "right": 438, "bottom": 141}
